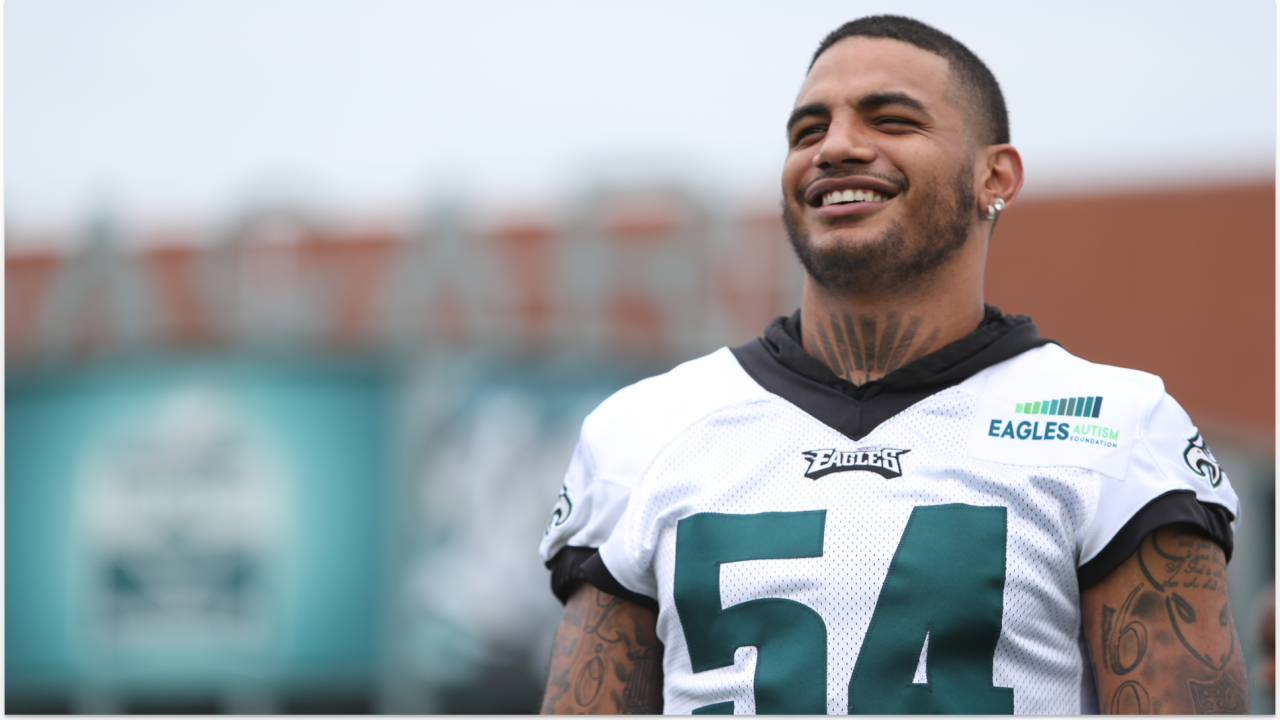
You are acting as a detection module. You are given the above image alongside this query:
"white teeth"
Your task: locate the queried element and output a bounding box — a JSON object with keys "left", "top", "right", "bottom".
{"left": 821, "top": 189, "right": 887, "bottom": 206}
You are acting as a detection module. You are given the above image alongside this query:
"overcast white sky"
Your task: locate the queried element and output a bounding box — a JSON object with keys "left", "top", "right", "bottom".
{"left": 5, "top": 0, "right": 1276, "bottom": 230}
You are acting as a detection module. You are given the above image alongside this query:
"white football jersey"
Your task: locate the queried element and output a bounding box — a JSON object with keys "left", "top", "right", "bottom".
{"left": 540, "top": 319, "right": 1239, "bottom": 715}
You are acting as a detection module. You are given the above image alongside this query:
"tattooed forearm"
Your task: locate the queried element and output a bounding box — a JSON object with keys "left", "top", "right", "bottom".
{"left": 1082, "top": 525, "right": 1247, "bottom": 714}
{"left": 541, "top": 582, "right": 664, "bottom": 714}
{"left": 807, "top": 310, "right": 939, "bottom": 384}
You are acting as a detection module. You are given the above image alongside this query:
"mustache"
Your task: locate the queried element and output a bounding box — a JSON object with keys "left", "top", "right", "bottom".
{"left": 792, "top": 170, "right": 909, "bottom": 206}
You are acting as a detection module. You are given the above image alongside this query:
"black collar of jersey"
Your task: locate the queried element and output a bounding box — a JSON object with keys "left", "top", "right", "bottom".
{"left": 731, "top": 304, "right": 1055, "bottom": 441}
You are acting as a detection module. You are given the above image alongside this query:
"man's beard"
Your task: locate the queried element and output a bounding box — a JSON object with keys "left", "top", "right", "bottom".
{"left": 783, "top": 164, "right": 975, "bottom": 297}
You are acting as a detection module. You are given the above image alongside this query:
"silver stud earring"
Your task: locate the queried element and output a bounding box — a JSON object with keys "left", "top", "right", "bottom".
{"left": 985, "top": 197, "right": 1005, "bottom": 220}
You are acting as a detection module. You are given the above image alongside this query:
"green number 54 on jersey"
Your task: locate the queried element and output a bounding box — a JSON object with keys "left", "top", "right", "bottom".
{"left": 675, "top": 504, "right": 1013, "bottom": 715}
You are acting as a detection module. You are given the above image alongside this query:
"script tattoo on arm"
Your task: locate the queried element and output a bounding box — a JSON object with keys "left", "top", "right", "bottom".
{"left": 807, "top": 310, "right": 940, "bottom": 385}
{"left": 1081, "top": 524, "right": 1248, "bottom": 713}
{"left": 541, "top": 582, "right": 664, "bottom": 714}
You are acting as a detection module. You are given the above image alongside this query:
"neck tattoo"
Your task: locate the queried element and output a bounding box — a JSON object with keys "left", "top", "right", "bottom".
{"left": 808, "top": 311, "right": 941, "bottom": 385}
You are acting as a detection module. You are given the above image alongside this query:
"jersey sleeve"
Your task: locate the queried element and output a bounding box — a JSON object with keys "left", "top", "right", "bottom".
{"left": 537, "top": 415, "right": 640, "bottom": 605}
{"left": 538, "top": 348, "right": 773, "bottom": 605}
{"left": 1077, "top": 388, "right": 1241, "bottom": 587}
{"left": 537, "top": 350, "right": 731, "bottom": 604}
{"left": 539, "top": 425, "right": 632, "bottom": 563}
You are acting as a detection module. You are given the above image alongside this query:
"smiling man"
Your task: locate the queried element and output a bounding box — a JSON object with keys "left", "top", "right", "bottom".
{"left": 539, "top": 16, "right": 1244, "bottom": 715}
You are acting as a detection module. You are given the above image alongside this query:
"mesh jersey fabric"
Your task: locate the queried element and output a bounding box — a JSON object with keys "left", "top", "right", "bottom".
{"left": 538, "top": 314, "right": 1240, "bottom": 715}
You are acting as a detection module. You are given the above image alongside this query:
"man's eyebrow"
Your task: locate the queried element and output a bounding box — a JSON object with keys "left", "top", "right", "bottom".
{"left": 857, "top": 91, "right": 931, "bottom": 116}
{"left": 786, "top": 93, "right": 933, "bottom": 134}
{"left": 786, "top": 102, "right": 829, "bottom": 133}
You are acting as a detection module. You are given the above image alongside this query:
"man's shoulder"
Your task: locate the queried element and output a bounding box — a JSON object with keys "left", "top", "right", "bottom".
{"left": 539, "top": 347, "right": 779, "bottom": 563}
{"left": 964, "top": 343, "right": 1182, "bottom": 480}
{"left": 580, "top": 346, "right": 776, "bottom": 465}
{"left": 972, "top": 342, "right": 1167, "bottom": 404}
{"left": 587, "top": 345, "right": 776, "bottom": 434}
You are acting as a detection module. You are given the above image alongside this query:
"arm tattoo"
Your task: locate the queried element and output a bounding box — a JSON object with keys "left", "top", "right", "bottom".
{"left": 575, "top": 655, "right": 607, "bottom": 705}
{"left": 1189, "top": 675, "right": 1248, "bottom": 714}
{"left": 1082, "top": 525, "right": 1248, "bottom": 714}
{"left": 807, "top": 310, "right": 939, "bottom": 385}
{"left": 1110, "top": 680, "right": 1150, "bottom": 714}
{"left": 1099, "top": 585, "right": 1149, "bottom": 675}
{"left": 619, "top": 643, "right": 663, "bottom": 713}
{"left": 542, "top": 583, "right": 664, "bottom": 714}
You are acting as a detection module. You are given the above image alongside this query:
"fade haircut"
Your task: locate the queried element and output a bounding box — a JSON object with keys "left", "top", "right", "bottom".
{"left": 810, "top": 15, "right": 1010, "bottom": 146}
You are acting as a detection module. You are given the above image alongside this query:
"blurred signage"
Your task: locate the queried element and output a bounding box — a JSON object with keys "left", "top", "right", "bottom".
{"left": 78, "top": 384, "right": 285, "bottom": 647}
{"left": 7, "top": 189, "right": 802, "bottom": 368}
{"left": 7, "top": 358, "right": 390, "bottom": 712}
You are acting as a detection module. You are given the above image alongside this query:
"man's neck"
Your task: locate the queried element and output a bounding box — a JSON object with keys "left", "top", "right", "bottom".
{"left": 799, "top": 284, "right": 985, "bottom": 386}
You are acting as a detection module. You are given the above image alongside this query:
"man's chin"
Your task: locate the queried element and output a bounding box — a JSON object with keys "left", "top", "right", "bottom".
{"left": 785, "top": 221, "right": 909, "bottom": 297}
{"left": 788, "top": 216, "right": 898, "bottom": 261}
{"left": 803, "top": 226, "right": 886, "bottom": 252}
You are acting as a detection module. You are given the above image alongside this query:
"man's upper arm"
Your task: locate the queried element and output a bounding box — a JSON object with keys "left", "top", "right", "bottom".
{"left": 1081, "top": 523, "right": 1248, "bottom": 714}
{"left": 542, "top": 582, "right": 664, "bottom": 714}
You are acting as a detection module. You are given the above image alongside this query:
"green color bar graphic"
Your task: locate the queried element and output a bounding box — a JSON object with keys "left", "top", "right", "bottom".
{"left": 1083, "top": 397, "right": 1095, "bottom": 416}
{"left": 1049, "top": 399, "right": 1059, "bottom": 415}
{"left": 1015, "top": 403, "right": 1023, "bottom": 414}
{"left": 1033, "top": 401, "right": 1041, "bottom": 414}
{"left": 1074, "top": 397, "right": 1086, "bottom": 416}
{"left": 1059, "top": 398, "right": 1069, "bottom": 416}
{"left": 1066, "top": 398, "right": 1076, "bottom": 416}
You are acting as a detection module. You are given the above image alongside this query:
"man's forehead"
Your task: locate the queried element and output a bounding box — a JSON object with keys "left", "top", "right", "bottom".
{"left": 795, "top": 37, "right": 953, "bottom": 109}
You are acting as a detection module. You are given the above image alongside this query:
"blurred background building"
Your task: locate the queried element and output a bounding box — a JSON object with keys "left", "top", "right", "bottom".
{"left": 6, "top": 0, "right": 1275, "bottom": 714}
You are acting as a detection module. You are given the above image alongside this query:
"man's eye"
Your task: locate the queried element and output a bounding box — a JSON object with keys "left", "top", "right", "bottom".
{"left": 793, "top": 125, "right": 826, "bottom": 144}
{"left": 875, "top": 117, "right": 915, "bottom": 127}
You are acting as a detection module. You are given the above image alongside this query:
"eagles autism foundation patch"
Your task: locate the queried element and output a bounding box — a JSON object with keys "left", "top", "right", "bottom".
{"left": 970, "top": 384, "right": 1138, "bottom": 479}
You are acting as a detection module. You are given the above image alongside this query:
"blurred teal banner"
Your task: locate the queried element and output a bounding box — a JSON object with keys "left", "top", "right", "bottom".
{"left": 7, "top": 358, "right": 391, "bottom": 712}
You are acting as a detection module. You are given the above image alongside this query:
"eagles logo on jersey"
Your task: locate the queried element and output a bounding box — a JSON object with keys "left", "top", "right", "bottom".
{"left": 801, "top": 447, "right": 910, "bottom": 479}
{"left": 545, "top": 484, "right": 572, "bottom": 534}
{"left": 1183, "top": 432, "right": 1226, "bottom": 488}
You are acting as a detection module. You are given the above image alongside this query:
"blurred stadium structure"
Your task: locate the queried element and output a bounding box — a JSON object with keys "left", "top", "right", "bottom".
{"left": 6, "top": 181, "right": 1274, "bottom": 713}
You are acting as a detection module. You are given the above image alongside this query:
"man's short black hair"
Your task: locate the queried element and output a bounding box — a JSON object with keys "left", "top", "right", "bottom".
{"left": 810, "top": 15, "right": 1009, "bottom": 146}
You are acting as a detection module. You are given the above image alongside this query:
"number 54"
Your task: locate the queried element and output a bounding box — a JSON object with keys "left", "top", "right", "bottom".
{"left": 674, "top": 504, "right": 1014, "bottom": 714}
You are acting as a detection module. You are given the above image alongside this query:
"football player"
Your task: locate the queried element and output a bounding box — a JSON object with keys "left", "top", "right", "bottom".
{"left": 539, "top": 15, "right": 1244, "bottom": 714}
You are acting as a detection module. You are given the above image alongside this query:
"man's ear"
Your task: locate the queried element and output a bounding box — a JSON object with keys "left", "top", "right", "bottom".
{"left": 978, "top": 144, "right": 1024, "bottom": 211}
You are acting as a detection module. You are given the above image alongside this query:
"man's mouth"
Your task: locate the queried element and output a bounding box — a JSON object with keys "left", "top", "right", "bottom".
{"left": 821, "top": 188, "right": 889, "bottom": 206}
{"left": 803, "top": 176, "right": 902, "bottom": 211}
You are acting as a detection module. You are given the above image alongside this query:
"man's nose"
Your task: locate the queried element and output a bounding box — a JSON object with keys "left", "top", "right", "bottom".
{"left": 814, "top": 121, "right": 877, "bottom": 169}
